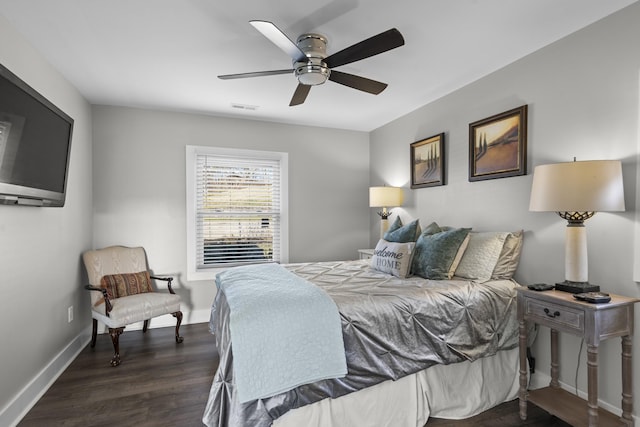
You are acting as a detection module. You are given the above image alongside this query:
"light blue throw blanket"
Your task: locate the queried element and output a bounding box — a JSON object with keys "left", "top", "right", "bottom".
{"left": 216, "top": 263, "right": 347, "bottom": 403}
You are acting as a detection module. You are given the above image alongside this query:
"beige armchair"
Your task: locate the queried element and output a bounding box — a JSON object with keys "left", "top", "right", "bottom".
{"left": 82, "top": 246, "right": 183, "bottom": 366}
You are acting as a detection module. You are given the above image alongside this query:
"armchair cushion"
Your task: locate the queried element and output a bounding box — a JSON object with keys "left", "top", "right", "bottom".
{"left": 91, "top": 292, "right": 181, "bottom": 328}
{"left": 100, "top": 271, "right": 153, "bottom": 300}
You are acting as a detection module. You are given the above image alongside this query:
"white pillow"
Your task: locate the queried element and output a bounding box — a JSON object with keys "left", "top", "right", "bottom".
{"left": 448, "top": 233, "right": 471, "bottom": 279}
{"left": 454, "top": 232, "right": 509, "bottom": 282}
{"left": 370, "top": 239, "right": 415, "bottom": 278}
{"left": 491, "top": 230, "right": 524, "bottom": 279}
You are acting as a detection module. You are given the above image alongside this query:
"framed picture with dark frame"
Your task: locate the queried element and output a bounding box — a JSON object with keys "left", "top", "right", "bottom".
{"left": 468, "top": 105, "right": 527, "bottom": 182}
{"left": 410, "top": 133, "right": 445, "bottom": 189}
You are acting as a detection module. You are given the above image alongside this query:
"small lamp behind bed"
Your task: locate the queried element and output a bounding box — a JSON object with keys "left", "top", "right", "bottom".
{"left": 369, "top": 186, "right": 404, "bottom": 238}
{"left": 529, "top": 159, "right": 625, "bottom": 293}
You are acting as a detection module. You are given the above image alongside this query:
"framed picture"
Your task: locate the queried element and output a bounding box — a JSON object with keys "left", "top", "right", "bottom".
{"left": 469, "top": 105, "right": 527, "bottom": 181}
{"left": 410, "top": 133, "right": 445, "bottom": 188}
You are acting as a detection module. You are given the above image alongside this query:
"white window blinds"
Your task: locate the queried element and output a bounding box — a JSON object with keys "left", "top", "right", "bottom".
{"left": 194, "top": 151, "right": 283, "bottom": 268}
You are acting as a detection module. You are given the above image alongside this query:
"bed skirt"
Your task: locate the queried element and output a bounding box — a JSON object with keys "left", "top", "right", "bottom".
{"left": 274, "top": 347, "right": 520, "bottom": 427}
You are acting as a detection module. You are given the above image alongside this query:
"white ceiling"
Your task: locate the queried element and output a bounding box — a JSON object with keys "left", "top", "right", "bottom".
{"left": 0, "top": 0, "right": 636, "bottom": 132}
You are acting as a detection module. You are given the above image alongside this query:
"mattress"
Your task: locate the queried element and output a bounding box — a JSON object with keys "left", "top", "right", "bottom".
{"left": 203, "top": 260, "right": 521, "bottom": 427}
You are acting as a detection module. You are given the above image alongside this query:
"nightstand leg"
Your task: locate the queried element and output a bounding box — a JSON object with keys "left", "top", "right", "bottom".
{"left": 518, "top": 318, "right": 528, "bottom": 420}
{"left": 621, "top": 335, "right": 633, "bottom": 426}
{"left": 550, "top": 329, "right": 559, "bottom": 388}
{"left": 587, "top": 344, "right": 599, "bottom": 427}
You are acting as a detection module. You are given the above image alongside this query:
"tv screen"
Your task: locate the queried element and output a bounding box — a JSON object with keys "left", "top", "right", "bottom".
{"left": 0, "top": 62, "right": 74, "bottom": 207}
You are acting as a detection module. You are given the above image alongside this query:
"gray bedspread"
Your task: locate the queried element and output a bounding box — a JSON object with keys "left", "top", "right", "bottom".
{"left": 202, "top": 260, "right": 520, "bottom": 427}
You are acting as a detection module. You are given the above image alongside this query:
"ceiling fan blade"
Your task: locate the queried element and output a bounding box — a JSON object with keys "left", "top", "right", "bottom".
{"left": 218, "top": 69, "right": 294, "bottom": 80}
{"left": 325, "top": 28, "right": 405, "bottom": 69}
{"left": 329, "top": 70, "right": 387, "bottom": 95}
{"left": 290, "top": 84, "right": 311, "bottom": 106}
{"left": 250, "top": 20, "right": 308, "bottom": 63}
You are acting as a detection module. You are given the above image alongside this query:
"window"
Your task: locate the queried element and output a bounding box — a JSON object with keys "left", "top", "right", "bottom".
{"left": 186, "top": 146, "right": 288, "bottom": 280}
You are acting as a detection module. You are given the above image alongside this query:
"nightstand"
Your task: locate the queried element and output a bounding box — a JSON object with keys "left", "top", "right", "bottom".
{"left": 517, "top": 288, "right": 639, "bottom": 427}
{"left": 358, "top": 249, "right": 374, "bottom": 260}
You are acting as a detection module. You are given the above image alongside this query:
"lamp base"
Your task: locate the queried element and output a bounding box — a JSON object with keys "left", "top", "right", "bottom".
{"left": 379, "top": 218, "right": 389, "bottom": 239}
{"left": 555, "top": 280, "right": 600, "bottom": 294}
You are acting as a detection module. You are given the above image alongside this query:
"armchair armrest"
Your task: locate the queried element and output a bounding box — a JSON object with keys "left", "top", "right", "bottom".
{"left": 150, "top": 275, "right": 176, "bottom": 294}
{"left": 84, "top": 284, "right": 113, "bottom": 315}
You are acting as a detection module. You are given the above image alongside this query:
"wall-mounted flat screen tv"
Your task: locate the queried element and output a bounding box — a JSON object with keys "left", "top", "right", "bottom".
{"left": 0, "top": 62, "right": 74, "bottom": 207}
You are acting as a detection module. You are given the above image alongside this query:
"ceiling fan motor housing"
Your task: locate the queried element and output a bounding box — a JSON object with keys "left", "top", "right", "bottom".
{"left": 294, "top": 33, "right": 330, "bottom": 86}
{"left": 219, "top": 22, "right": 404, "bottom": 106}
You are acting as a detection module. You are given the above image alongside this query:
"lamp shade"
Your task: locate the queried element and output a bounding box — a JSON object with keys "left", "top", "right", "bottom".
{"left": 529, "top": 160, "right": 625, "bottom": 212}
{"left": 369, "top": 186, "right": 404, "bottom": 208}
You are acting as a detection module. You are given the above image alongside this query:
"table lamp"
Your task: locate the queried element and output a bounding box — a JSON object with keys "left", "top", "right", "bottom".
{"left": 529, "top": 159, "right": 625, "bottom": 293}
{"left": 369, "top": 186, "right": 404, "bottom": 238}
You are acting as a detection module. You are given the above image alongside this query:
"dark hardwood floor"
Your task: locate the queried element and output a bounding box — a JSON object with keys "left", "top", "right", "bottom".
{"left": 425, "top": 399, "right": 570, "bottom": 426}
{"left": 19, "top": 323, "right": 568, "bottom": 426}
{"left": 19, "top": 323, "right": 218, "bottom": 427}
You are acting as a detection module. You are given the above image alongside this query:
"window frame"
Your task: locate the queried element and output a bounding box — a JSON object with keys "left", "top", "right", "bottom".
{"left": 186, "top": 145, "right": 289, "bottom": 281}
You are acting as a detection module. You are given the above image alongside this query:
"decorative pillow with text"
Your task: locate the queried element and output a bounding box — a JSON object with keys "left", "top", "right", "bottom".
{"left": 370, "top": 239, "right": 416, "bottom": 278}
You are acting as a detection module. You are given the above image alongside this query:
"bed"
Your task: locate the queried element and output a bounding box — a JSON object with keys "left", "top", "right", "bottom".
{"left": 202, "top": 225, "right": 524, "bottom": 427}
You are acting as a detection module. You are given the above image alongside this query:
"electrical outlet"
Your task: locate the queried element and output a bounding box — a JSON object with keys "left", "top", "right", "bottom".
{"left": 67, "top": 306, "right": 73, "bottom": 323}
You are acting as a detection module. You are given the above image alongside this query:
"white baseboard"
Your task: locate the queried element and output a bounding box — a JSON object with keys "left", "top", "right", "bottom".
{"left": 0, "top": 309, "right": 211, "bottom": 427}
{"left": 0, "top": 328, "right": 91, "bottom": 427}
{"left": 530, "top": 371, "right": 638, "bottom": 426}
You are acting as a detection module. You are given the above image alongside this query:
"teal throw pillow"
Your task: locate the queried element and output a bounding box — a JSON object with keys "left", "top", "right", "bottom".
{"left": 412, "top": 226, "right": 471, "bottom": 280}
{"left": 384, "top": 218, "right": 421, "bottom": 243}
{"left": 421, "top": 221, "right": 442, "bottom": 236}
{"left": 385, "top": 216, "right": 403, "bottom": 234}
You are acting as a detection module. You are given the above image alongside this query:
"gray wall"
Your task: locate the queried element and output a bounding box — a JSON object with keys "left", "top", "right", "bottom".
{"left": 92, "top": 105, "right": 370, "bottom": 323}
{"left": 3, "top": 1, "right": 640, "bottom": 423}
{"left": 370, "top": 2, "right": 640, "bottom": 415}
{"left": 0, "top": 14, "right": 93, "bottom": 424}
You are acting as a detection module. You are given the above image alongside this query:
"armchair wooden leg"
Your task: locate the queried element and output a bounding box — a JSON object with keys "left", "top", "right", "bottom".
{"left": 143, "top": 319, "right": 150, "bottom": 333}
{"left": 108, "top": 327, "right": 125, "bottom": 367}
{"left": 91, "top": 319, "right": 98, "bottom": 348}
{"left": 173, "top": 311, "right": 184, "bottom": 343}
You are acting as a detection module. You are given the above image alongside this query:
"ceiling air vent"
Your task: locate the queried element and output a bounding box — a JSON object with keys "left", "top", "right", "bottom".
{"left": 231, "top": 103, "right": 259, "bottom": 111}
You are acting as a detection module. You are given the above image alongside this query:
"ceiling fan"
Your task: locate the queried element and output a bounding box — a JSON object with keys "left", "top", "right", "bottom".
{"left": 218, "top": 20, "right": 405, "bottom": 106}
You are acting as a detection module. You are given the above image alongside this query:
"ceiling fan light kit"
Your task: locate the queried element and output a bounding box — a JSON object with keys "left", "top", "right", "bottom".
{"left": 219, "top": 20, "right": 404, "bottom": 106}
{"left": 294, "top": 34, "right": 330, "bottom": 86}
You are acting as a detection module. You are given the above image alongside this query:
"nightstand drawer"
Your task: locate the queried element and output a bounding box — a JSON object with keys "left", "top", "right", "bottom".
{"left": 525, "top": 299, "right": 584, "bottom": 332}
{"left": 358, "top": 249, "right": 374, "bottom": 260}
